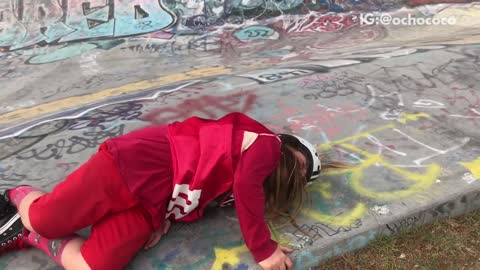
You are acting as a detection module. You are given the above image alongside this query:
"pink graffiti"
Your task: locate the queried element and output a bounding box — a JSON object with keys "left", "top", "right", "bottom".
{"left": 56, "top": 162, "right": 80, "bottom": 172}
{"left": 300, "top": 74, "right": 338, "bottom": 88}
{"left": 142, "top": 30, "right": 176, "bottom": 40}
{"left": 272, "top": 101, "right": 366, "bottom": 137}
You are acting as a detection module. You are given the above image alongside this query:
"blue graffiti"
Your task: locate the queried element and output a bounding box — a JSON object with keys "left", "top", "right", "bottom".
{"left": 27, "top": 43, "right": 98, "bottom": 64}
{"left": 295, "top": 250, "right": 318, "bottom": 269}
{"left": 0, "top": 0, "right": 176, "bottom": 51}
{"left": 332, "top": 230, "right": 377, "bottom": 257}
{"left": 295, "top": 229, "right": 377, "bottom": 268}
{"left": 234, "top": 26, "right": 277, "bottom": 41}
{"left": 235, "top": 263, "right": 249, "bottom": 270}
{"left": 256, "top": 50, "right": 291, "bottom": 57}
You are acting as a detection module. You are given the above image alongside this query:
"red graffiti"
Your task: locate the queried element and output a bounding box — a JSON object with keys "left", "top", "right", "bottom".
{"left": 142, "top": 92, "right": 257, "bottom": 125}
{"left": 272, "top": 101, "right": 366, "bottom": 137}
{"left": 283, "top": 14, "right": 358, "bottom": 33}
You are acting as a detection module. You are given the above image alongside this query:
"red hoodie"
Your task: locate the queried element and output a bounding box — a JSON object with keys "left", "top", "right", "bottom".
{"left": 105, "top": 112, "right": 280, "bottom": 262}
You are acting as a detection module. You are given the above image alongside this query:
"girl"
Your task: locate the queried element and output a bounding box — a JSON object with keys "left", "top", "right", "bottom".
{"left": 0, "top": 112, "right": 324, "bottom": 270}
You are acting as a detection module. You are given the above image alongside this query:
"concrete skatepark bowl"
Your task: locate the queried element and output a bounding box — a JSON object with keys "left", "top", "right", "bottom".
{"left": 1, "top": 0, "right": 480, "bottom": 269}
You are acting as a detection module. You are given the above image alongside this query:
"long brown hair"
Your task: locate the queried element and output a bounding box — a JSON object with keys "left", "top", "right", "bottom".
{"left": 263, "top": 143, "right": 307, "bottom": 220}
{"left": 263, "top": 140, "right": 350, "bottom": 223}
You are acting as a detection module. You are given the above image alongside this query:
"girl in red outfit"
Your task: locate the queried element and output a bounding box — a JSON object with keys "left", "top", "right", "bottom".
{"left": 0, "top": 112, "right": 328, "bottom": 270}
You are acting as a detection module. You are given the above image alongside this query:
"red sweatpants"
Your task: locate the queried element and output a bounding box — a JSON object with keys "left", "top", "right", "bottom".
{"left": 28, "top": 148, "right": 154, "bottom": 270}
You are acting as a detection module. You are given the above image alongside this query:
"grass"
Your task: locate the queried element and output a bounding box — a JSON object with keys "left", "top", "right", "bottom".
{"left": 316, "top": 209, "right": 480, "bottom": 270}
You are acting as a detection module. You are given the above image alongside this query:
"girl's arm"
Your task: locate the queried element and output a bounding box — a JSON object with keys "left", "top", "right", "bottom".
{"left": 233, "top": 135, "right": 291, "bottom": 268}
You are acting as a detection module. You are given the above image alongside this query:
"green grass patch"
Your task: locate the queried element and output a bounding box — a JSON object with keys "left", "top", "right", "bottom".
{"left": 317, "top": 209, "right": 480, "bottom": 270}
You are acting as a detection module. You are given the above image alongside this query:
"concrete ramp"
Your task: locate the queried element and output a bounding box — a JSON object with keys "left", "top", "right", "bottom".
{"left": 1, "top": 1, "right": 480, "bottom": 269}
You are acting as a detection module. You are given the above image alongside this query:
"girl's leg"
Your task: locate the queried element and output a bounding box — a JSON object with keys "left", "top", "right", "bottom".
{"left": 17, "top": 197, "right": 152, "bottom": 270}
{"left": 25, "top": 232, "right": 90, "bottom": 270}
{"left": 9, "top": 149, "right": 139, "bottom": 239}
{"left": 78, "top": 205, "right": 153, "bottom": 270}
{"left": 9, "top": 187, "right": 45, "bottom": 232}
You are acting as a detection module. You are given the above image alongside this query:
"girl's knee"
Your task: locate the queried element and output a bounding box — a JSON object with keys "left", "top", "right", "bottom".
{"left": 18, "top": 191, "right": 45, "bottom": 234}
{"left": 25, "top": 193, "right": 68, "bottom": 238}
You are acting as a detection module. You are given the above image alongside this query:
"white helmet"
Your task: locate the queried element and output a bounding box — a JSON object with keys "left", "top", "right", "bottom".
{"left": 278, "top": 134, "right": 322, "bottom": 183}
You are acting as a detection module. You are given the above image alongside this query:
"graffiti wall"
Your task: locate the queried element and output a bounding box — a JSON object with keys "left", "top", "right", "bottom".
{"left": 1, "top": 0, "right": 480, "bottom": 269}
{"left": 0, "top": 0, "right": 478, "bottom": 51}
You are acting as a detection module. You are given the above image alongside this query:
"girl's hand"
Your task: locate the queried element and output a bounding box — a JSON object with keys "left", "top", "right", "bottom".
{"left": 144, "top": 220, "right": 171, "bottom": 250}
{"left": 259, "top": 245, "right": 293, "bottom": 270}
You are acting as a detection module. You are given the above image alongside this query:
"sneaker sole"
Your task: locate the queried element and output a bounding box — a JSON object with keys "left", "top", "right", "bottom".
{"left": 0, "top": 213, "right": 20, "bottom": 235}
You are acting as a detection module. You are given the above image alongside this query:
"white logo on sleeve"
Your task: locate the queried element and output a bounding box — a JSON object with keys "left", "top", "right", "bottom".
{"left": 166, "top": 184, "right": 202, "bottom": 219}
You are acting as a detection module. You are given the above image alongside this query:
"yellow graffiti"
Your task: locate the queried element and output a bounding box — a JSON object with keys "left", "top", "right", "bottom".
{"left": 301, "top": 178, "right": 367, "bottom": 226}
{"left": 210, "top": 225, "right": 290, "bottom": 269}
{"left": 0, "top": 67, "right": 231, "bottom": 124}
{"left": 317, "top": 114, "right": 441, "bottom": 200}
{"left": 459, "top": 158, "right": 480, "bottom": 179}
{"left": 302, "top": 203, "right": 367, "bottom": 227}
{"left": 211, "top": 115, "right": 443, "bottom": 269}
{"left": 269, "top": 224, "right": 291, "bottom": 246}
{"left": 309, "top": 182, "right": 333, "bottom": 200}
{"left": 318, "top": 124, "right": 395, "bottom": 150}
{"left": 398, "top": 112, "right": 430, "bottom": 124}
{"left": 212, "top": 245, "right": 248, "bottom": 270}
{"left": 322, "top": 143, "right": 441, "bottom": 200}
